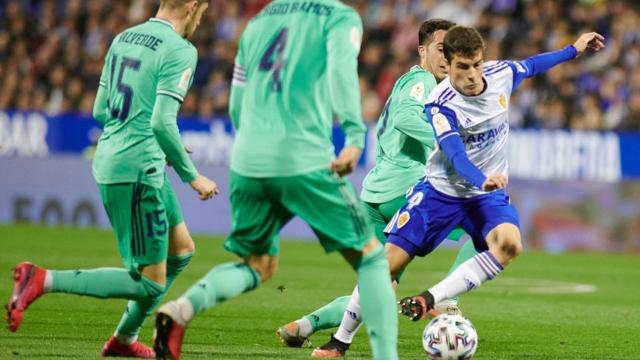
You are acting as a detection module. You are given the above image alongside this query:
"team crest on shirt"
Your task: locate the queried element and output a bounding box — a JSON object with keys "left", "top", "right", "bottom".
{"left": 432, "top": 112, "right": 451, "bottom": 136}
{"left": 397, "top": 211, "right": 410, "bottom": 228}
{"left": 499, "top": 93, "right": 507, "bottom": 109}
{"left": 410, "top": 82, "right": 425, "bottom": 102}
{"left": 178, "top": 68, "right": 193, "bottom": 90}
{"left": 350, "top": 27, "right": 361, "bottom": 51}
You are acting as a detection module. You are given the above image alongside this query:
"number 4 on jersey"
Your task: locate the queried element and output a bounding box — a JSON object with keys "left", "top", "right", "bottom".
{"left": 259, "top": 28, "right": 288, "bottom": 92}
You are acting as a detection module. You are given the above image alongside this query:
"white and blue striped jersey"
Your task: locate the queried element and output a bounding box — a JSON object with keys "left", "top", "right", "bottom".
{"left": 424, "top": 60, "right": 526, "bottom": 198}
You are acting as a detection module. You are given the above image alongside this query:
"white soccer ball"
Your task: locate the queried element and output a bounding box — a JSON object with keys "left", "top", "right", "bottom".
{"left": 422, "top": 314, "right": 478, "bottom": 359}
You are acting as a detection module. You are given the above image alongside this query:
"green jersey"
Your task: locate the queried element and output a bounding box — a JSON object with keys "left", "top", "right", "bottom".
{"left": 93, "top": 18, "right": 198, "bottom": 188}
{"left": 229, "top": 0, "right": 365, "bottom": 177}
{"left": 361, "top": 66, "right": 438, "bottom": 203}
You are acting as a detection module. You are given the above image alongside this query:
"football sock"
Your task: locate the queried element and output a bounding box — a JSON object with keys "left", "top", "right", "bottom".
{"left": 334, "top": 285, "right": 363, "bottom": 344}
{"left": 49, "top": 268, "right": 164, "bottom": 301}
{"left": 444, "top": 240, "right": 478, "bottom": 303}
{"left": 300, "top": 295, "right": 350, "bottom": 336}
{"left": 354, "top": 245, "right": 398, "bottom": 360}
{"left": 182, "top": 262, "right": 260, "bottom": 318}
{"left": 429, "top": 251, "right": 503, "bottom": 304}
{"left": 115, "top": 252, "right": 193, "bottom": 339}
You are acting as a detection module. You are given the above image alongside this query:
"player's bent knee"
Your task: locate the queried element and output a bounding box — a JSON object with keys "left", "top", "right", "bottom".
{"left": 244, "top": 255, "right": 278, "bottom": 282}
{"left": 169, "top": 223, "right": 196, "bottom": 255}
{"left": 487, "top": 223, "right": 522, "bottom": 264}
{"left": 385, "top": 242, "right": 411, "bottom": 280}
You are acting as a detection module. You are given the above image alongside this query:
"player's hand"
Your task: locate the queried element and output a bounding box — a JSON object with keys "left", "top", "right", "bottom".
{"left": 190, "top": 174, "right": 218, "bottom": 200}
{"left": 330, "top": 146, "right": 362, "bottom": 177}
{"left": 573, "top": 32, "right": 605, "bottom": 56}
{"left": 482, "top": 173, "right": 508, "bottom": 191}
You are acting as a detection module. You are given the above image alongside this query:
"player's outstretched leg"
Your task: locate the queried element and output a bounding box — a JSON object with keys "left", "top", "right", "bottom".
{"left": 7, "top": 261, "right": 166, "bottom": 332}
{"left": 311, "top": 286, "right": 360, "bottom": 358}
{"left": 154, "top": 261, "right": 262, "bottom": 360}
{"left": 6, "top": 262, "right": 46, "bottom": 332}
{"left": 276, "top": 295, "right": 350, "bottom": 347}
{"left": 437, "top": 238, "right": 477, "bottom": 313}
{"left": 400, "top": 224, "right": 521, "bottom": 321}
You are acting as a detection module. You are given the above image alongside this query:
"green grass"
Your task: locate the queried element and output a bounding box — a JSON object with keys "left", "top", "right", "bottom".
{"left": 0, "top": 224, "right": 638, "bottom": 359}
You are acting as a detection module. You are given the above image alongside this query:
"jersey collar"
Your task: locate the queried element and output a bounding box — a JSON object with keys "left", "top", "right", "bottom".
{"left": 149, "top": 17, "right": 176, "bottom": 31}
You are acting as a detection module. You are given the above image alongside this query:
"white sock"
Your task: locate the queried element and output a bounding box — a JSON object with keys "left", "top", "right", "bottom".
{"left": 114, "top": 332, "right": 137, "bottom": 345}
{"left": 295, "top": 317, "right": 313, "bottom": 338}
{"left": 159, "top": 297, "right": 194, "bottom": 326}
{"left": 429, "top": 251, "right": 503, "bottom": 304}
{"left": 44, "top": 270, "right": 53, "bottom": 292}
{"left": 333, "top": 285, "right": 362, "bottom": 344}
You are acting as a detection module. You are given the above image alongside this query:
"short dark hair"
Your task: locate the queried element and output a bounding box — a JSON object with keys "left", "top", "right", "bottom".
{"left": 443, "top": 26, "right": 485, "bottom": 62}
{"left": 418, "top": 19, "right": 456, "bottom": 46}
{"left": 160, "top": 0, "right": 208, "bottom": 8}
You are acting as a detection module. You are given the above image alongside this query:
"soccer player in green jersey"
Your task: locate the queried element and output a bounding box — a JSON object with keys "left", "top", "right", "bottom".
{"left": 6, "top": 1, "right": 216, "bottom": 358}
{"left": 153, "top": 1, "right": 399, "bottom": 359}
{"left": 276, "top": 19, "right": 480, "bottom": 358}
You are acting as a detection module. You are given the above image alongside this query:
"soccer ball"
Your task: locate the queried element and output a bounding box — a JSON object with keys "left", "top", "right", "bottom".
{"left": 422, "top": 314, "right": 478, "bottom": 359}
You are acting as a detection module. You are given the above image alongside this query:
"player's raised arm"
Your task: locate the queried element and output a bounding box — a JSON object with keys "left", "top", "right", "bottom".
{"left": 393, "top": 73, "right": 438, "bottom": 148}
{"left": 508, "top": 32, "right": 605, "bottom": 90}
{"left": 229, "top": 34, "right": 246, "bottom": 130}
{"left": 425, "top": 104, "right": 488, "bottom": 189}
{"left": 327, "top": 9, "right": 366, "bottom": 176}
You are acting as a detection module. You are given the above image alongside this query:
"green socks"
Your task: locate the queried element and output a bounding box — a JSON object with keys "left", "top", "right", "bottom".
{"left": 50, "top": 268, "right": 164, "bottom": 301}
{"left": 115, "top": 252, "right": 193, "bottom": 338}
{"left": 447, "top": 240, "right": 478, "bottom": 276}
{"left": 303, "top": 295, "right": 350, "bottom": 332}
{"left": 183, "top": 262, "right": 260, "bottom": 315}
{"left": 355, "top": 245, "right": 398, "bottom": 360}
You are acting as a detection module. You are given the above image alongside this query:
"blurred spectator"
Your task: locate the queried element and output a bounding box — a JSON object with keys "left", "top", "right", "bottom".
{"left": 0, "top": 0, "right": 638, "bottom": 132}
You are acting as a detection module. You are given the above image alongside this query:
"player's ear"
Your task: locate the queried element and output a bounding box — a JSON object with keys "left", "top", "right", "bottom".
{"left": 186, "top": 0, "right": 198, "bottom": 15}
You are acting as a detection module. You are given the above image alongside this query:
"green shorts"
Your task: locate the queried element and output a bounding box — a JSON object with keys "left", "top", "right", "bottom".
{"left": 98, "top": 173, "right": 183, "bottom": 272}
{"left": 364, "top": 195, "right": 407, "bottom": 244}
{"left": 225, "top": 169, "right": 373, "bottom": 257}
{"left": 365, "top": 194, "right": 466, "bottom": 244}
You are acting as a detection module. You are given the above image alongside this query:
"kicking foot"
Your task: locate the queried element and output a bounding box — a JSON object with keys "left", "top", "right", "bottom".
{"left": 100, "top": 336, "right": 155, "bottom": 358}
{"left": 398, "top": 291, "right": 435, "bottom": 321}
{"left": 154, "top": 309, "right": 186, "bottom": 360}
{"left": 311, "top": 334, "right": 350, "bottom": 358}
{"left": 6, "top": 262, "right": 46, "bottom": 332}
{"left": 434, "top": 299, "right": 461, "bottom": 316}
{"left": 276, "top": 321, "right": 310, "bottom": 347}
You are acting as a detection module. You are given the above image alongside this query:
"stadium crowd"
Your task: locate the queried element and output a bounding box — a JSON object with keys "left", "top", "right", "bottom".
{"left": 0, "top": 0, "right": 639, "bottom": 130}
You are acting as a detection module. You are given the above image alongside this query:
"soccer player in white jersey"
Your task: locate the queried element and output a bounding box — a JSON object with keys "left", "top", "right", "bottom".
{"left": 388, "top": 26, "right": 605, "bottom": 320}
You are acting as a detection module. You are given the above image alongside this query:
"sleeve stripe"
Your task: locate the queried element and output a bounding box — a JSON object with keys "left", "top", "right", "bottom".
{"left": 232, "top": 79, "right": 246, "bottom": 87}
{"left": 157, "top": 90, "right": 184, "bottom": 102}
{"left": 438, "top": 132, "right": 460, "bottom": 142}
{"left": 484, "top": 64, "right": 509, "bottom": 76}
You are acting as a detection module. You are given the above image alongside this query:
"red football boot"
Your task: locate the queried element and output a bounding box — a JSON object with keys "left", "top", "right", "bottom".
{"left": 100, "top": 336, "right": 155, "bottom": 358}
{"left": 6, "top": 262, "right": 46, "bottom": 332}
{"left": 154, "top": 312, "right": 186, "bottom": 360}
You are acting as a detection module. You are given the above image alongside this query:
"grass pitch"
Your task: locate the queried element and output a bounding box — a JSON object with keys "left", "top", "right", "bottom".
{"left": 0, "top": 224, "right": 638, "bottom": 359}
